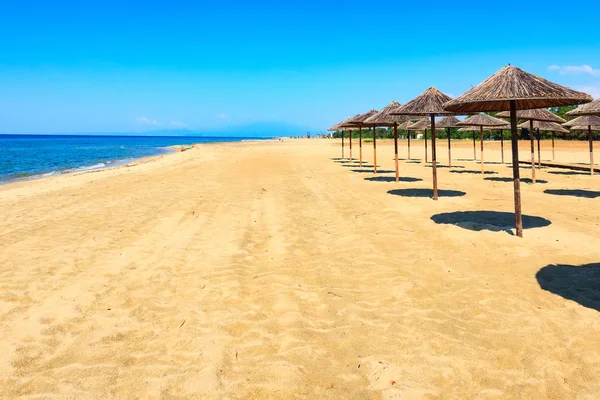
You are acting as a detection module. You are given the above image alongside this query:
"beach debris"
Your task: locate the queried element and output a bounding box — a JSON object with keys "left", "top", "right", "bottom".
{"left": 179, "top": 319, "right": 186, "bottom": 328}
{"left": 327, "top": 291, "right": 342, "bottom": 298}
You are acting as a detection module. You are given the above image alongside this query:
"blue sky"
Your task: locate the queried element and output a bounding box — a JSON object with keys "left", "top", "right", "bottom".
{"left": 0, "top": 0, "right": 599, "bottom": 135}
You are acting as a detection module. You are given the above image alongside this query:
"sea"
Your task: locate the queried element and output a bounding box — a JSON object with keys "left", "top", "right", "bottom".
{"left": 0, "top": 135, "right": 263, "bottom": 184}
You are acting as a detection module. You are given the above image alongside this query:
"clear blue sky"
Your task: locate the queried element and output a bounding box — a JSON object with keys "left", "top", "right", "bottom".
{"left": 1, "top": 0, "right": 598, "bottom": 134}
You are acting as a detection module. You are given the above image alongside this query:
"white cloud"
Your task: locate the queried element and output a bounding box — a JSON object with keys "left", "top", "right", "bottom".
{"left": 136, "top": 116, "right": 162, "bottom": 126}
{"left": 548, "top": 64, "right": 600, "bottom": 77}
{"left": 170, "top": 120, "right": 187, "bottom": 127}
{"left": 216, "top": 113, "right": 227, "bottom": 119}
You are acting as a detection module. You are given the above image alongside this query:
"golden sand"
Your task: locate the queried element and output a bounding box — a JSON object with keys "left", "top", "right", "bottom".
{"left": 1, "top": 138, "right": 599, "bottom": 399}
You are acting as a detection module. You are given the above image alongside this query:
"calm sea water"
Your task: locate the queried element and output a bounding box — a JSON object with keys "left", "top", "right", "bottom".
{"left": 0, "top": 135, "right": 261, "bottom": 183}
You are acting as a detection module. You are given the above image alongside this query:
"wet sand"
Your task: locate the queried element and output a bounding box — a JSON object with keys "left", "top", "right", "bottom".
{"left": 1, "top": 138, "right": 599, "bottom": 399}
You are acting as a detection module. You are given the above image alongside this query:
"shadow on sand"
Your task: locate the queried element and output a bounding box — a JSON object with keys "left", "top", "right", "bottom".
{"left": 450, "top": 170, "right": 498, "bottom": 175}
{"left": 406, "top": 160, "right": 422, "bottom": 164}
{"left": 365, "top": 176, "right": 422, "bottom": 183}
{"left": 544, "top": 189, "right": 600, "bottom": 199}
{"left": 536, "top": 263, "right": 600, "bottom": 312}
{"left": 388, "top": 188, "right": 466, "bottom": 198}
{"left": 430, "top": 211, "right": 551, "bottom": 234}
{"left": 485, "top": 177, "right": 548, "bottom": 184}
{"left": 547, "top": 170, "right": 590, "bottom": 176}
{"left": 351, "top": 169, "right": 395, "bottom": 174}
{"left": 425, "top": 164, "right": 463, "bottom": 169}
{"left": 342, "top": 163, "right": 371, "bottom": 168}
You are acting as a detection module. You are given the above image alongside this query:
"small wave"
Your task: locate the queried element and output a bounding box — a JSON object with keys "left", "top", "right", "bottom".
{"left": 65, "top": 162, "right": 106, "bottom": 173}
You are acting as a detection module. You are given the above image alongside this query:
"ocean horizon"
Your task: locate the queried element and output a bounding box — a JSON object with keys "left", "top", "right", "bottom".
{"left": 0, "top": 134, "right": 270, "bottom": 183}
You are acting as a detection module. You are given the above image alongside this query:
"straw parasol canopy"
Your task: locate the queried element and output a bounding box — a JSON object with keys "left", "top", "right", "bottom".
{"left": 436, "top": 116, "right": 461, "bottom": 128}
{"left": 392, "top": 87, "right": 455, "bottom": 200}
{"left": 443, "top": 65, "right": 592, "bottom": 238}
{"left": 436, "top": 116, "right": 462, "bottom": 167}
{"left": 345, "top": 110, "right": 379, "bottom": 126}
{"left": 407, "top": 117, "right": 445, "bottom": 131}
{"left": 363, "top": 101, "right": 413, "bottom": 178}
{"left": 562, "top": 115, "right": 600, "bottom": 127}
{"left": 567, "top": 98, "right": 600, "bottom": 116}
{"left": 456, "top": 113, "right": 507, "bottom": 127}
{"left": 393, "top": 87, "right": 454, "bottom": 116}
{"left": 397, "top": 120, "right": 413, "bottom": 130}
{"left": 364, "top": 101, "right": 410, "bottom": 126}
{"left": 457, "top": 114, "right": 509, "bottom": 172}
{"left": 496, "top": 108, "right": 566, "bottom": 123}
{"left": 345, "top": 110, "right": 378, "bottom": 167}
{"left": 327, "top": 118, "right": 351, "bottom": 131}
{"left": 443, "top": 66, "right": 593, "bottom": 113}
{"left": 497, "top": 108, "right": 566, "bottom": 182}
{"left": 563, "top": 115, "right": 600, "bottom": 175}
{"left": 517, "top": 120, "right": 569, "bottom": 133}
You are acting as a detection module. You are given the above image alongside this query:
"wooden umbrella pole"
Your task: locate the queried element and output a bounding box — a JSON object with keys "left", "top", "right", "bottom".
{"left": 349, "top": 130, "right": 353, "bottom": 161}
{"left": 473, "top": 132, "right": 476, "bottom": 160}
{"left": 500, "top": 130, "right": 505, "bottom": 164}
{"left": 341, "top": 130, "right": 345, "bottom": 159}
{"left": 589, "top": 125, "right": 594, "bottom": 176}
{"left": 537, "top": 128, "right": 541, "bottom": 167}
{"left": 510, "top": 101, "right": 523, "bottom": 238}
{"left": 408, "top": 130, "right": 411, "bottom": 159}
{"left": 447, "top": 128, "right": 452, "bottom": 167}
{"left": 373, "top": 126, "right": 377, "bottom": 173}
{"left": 394, "top": 123, "right": 399, "bottom": 182}
{"left": 480, "top": 126, "right": 484, "bottom": 174}
{"left": 431, "top": 115, "right": 438, "bottom": 200}
{"left": 529, "top": 119, "right": 536, "bottom": 183}
{"left": 551, "top": 132, "right": 555, "bottom": 161}
{"left": 424, "top": 129, "right": 428, "bottom": 163}
{"left": 359, "top": 126, "right": 363, "bottom": 167}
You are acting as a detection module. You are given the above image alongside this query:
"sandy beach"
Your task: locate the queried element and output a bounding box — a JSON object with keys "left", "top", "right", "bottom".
{"left": 1, "top": 138, "right": 600, "bottom": 399}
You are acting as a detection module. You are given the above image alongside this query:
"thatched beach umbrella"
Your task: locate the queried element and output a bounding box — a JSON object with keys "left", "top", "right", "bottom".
{"left": 393, "top": 88, "right": 455, "bottom": 200}
{"left": 457, "top": 114, "right": 507, "bottom": 173}
{"left": 563, "top": 115, "right": 600, "bottom": 175}
{"left": 567, "top": 98, "right": 600, "bottom": 117}
{"left": 493, "top": 124, "right": 511, "bottom": 164}
{"left": 497, "top": 108, "right": 566, "bottom": 181}
{"left": 407, "top": 117, "right": 444, "bottom": 165}
{"left": 444, "top": 65, "right": 592, "bottom": 237}
{"left": 516, "top": 120, "right": 569, "bottom": 162}
{"left": 396, "top": 120, "right": 416, "bottom": 159}
{"left": 346, "top": 110, "right": 378, "bottom": 168}
{"left": 328, "top": 119, "right": 351, "bottom": 159}
{"left": 364, "top": 101, "right": 410, "bottom": 180}
{"left": 437, "top": 116, "right": 461, "bottom": 167}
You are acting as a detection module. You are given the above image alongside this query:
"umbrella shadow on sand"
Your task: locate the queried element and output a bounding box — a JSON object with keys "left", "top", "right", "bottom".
{"left": 544, "top": 189, "right": 600, "bottom": 199}
{"left": 425, "top": 164, "right": 463, "bottom": 169}
{"left": 342, "top": 163, "right": 371, "bottom": 168}
{"left": 547, "top": 170, "right": 590, "bottom": 176}
{"left": 430, "top": 211, "right": 551, "bottom": 235}
{"left": 388, "top": 188, "right": 466, "bottom": 198}
{"left": 352, "top": 169, "right": 395, "bottom": 174}
{"left": 485, "top": 177, "right": 548, "bottom": 184}
{"left": 536, "top": 263, "right": 600, "bottom": 312}
{"left": 450, "top": 170, "right": 498, "bottom": 175}
{"left": 365, "top": 176, "right": 423, "bottom": 183}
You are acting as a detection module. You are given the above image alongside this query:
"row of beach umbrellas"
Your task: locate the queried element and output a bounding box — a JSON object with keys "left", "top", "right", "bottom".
{"left": 328, "top": 66, "right": 599, "bottom": 238}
